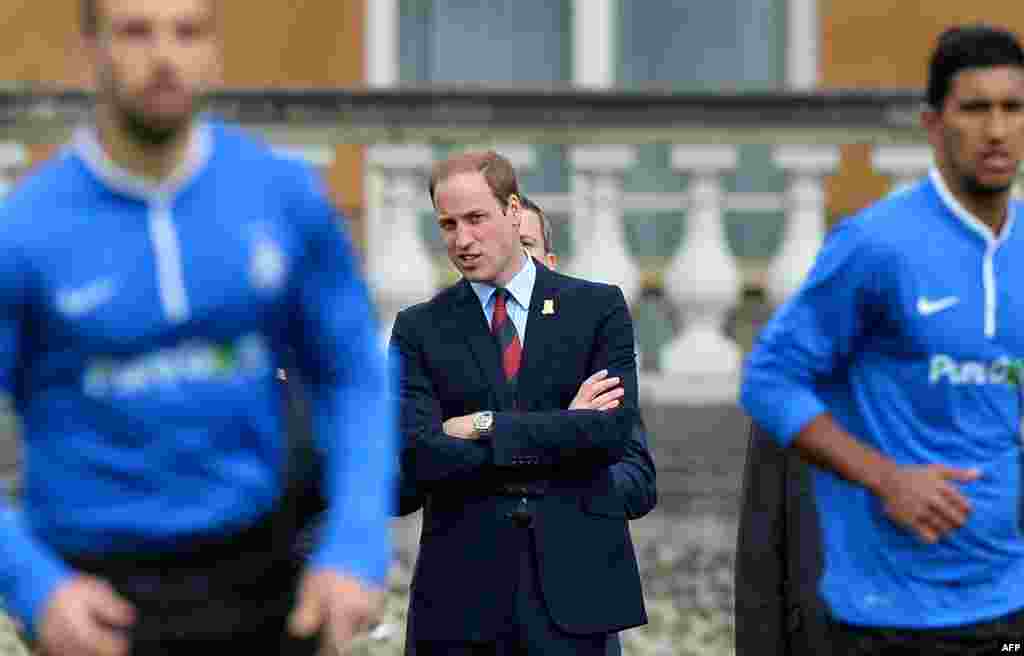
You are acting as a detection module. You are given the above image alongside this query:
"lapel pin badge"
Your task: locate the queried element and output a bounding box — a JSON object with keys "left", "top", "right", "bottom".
{"left": 542, "top": 299, "right": 555, "bottom": 315}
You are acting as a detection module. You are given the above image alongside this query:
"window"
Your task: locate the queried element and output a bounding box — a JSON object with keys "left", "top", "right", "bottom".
{"left": 401, "top": 0, "right": 569, "bottom": 84}
{"left": 618, "top": 0, "right": 785, "bottom": 92}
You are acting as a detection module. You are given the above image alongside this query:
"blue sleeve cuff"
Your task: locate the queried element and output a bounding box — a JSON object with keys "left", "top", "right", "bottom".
{"left": 771, "top": 388, "right": 827, "bottom": 447}
{"left": 0, "top": 513, "right": 74, "bottom": 639}
{"left": 309, "top": 519, "right": 392, "bottom": 589}
{"left": 739, "top": 368, "right": 827, "bottom": 448}
{"left": 15, "top": 558, "right": 71, "bottom": 640}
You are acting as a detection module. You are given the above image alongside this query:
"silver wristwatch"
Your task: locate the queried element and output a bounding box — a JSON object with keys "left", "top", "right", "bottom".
{"left": 473, "top": 411, "right": 495, "bottom": 436}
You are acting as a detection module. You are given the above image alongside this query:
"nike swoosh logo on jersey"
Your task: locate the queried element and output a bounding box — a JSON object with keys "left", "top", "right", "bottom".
{"left": 56, "top": 277, "right": 118, "bottom": 317}
{"left": 917, "top": 296, "right": 960, "bottom": 316}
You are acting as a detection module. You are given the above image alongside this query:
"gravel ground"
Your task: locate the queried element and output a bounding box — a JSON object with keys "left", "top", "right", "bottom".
{"left": 0, "top": 615, "right": 26, "bottom": 656}
{"left": 0, "top": 510, "right": 737, "bottom": 656}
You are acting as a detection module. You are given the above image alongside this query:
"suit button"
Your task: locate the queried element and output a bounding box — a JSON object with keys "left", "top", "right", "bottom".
{"left": 787, "top": 606, "right": 803, "bottom": 631}
{"left": 506, "top": 507, "right": 533, "bottom": 527}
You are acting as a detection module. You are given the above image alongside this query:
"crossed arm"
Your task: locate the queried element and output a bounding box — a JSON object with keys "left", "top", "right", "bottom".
{"left": 437, "top": 371, "right": 655, "bottom": 518}
{"left": 391, "top": 290, "right": 655, "bottom": 519}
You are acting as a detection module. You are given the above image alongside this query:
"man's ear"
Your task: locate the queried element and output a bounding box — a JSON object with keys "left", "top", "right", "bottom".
{"left": 208, "top": 43, "right": 225, "bottom": 89}
{"left": 921, "top": 106, "right": 944, "bottom": 152}
{"left": 78, "top": 31, "right": 102, "bottom": 90}
{"left": 546, "top": 253, "right": 558, "bottom": 270}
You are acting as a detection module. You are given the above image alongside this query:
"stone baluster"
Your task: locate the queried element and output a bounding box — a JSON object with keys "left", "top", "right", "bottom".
{"left": 872, "top": 145, "right": 933, "bottom": 194}
{"left": 365, "top": 145, "right": 436, "bottom": 343}
{"left": 567, "top": 146, "right": 639, "bottom": 304}
{"left": 0, "top": 142, "right": 27, "bottom": 200}
{"left": 661, "top": 145, "right": 741, "bottom": 401}
{"left": 766, "top": 145, "right": 839, "bottom": 304}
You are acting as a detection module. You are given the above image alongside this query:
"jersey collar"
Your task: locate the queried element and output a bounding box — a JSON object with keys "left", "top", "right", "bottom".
{"left": 929, "top": 167, "right": 1016, "bottom": 248}
{"left": 72, "top": 119, "right": 213, "bottom": 204}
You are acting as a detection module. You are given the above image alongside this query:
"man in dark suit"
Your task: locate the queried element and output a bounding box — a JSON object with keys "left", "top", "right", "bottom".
{"left": 390, "top": 151, "right": 651, "bottom": 655}
{"left": 734, "top": 421, "right": 827, "bottom": 656}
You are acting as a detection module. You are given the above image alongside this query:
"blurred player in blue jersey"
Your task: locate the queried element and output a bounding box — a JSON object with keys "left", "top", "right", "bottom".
{"left": 741, "top": 23, "right": 1024, "bottom": 654}
{"left": 0, "top": 1, "right": 397, "bottom": 655}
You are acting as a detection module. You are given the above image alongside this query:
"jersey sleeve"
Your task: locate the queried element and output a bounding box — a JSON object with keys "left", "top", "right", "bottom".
{"left": 739, "top": 218, "right": 888, "bottom": 446}
{"left": 283, "top": 163, "right": 397, "bottom": 588}
{"left": 0, "top": 236, "right": 74, "bottom": 637}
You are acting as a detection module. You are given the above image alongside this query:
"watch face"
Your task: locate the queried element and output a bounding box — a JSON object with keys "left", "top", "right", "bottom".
{"left": 476, "top": 412, "right": 493, "bottom": 431}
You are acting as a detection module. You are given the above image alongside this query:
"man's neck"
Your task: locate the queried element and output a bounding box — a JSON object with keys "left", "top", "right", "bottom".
{"left": 492, "top": 251, "right": 529, "bottom": 288}
{"left": 94, "top": 105, "right": 193, "bottom": 182}
{"left": 938, "top": 165, "right": 1012, "bottom": 236}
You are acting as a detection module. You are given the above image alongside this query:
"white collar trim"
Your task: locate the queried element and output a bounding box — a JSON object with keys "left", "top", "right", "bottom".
{"left": 73, "top": 121, "right": 212, "bottom": 203}
{"left": 929, "top": 167, "right": 1015, "bottom": 247}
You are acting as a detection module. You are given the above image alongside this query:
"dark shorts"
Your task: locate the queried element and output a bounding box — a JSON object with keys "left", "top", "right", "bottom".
{"left": 58, "top": 509, "right": 319, "bottom": 655}
{"left": 826, "top": 606, "right": 1024, "bottom": 656}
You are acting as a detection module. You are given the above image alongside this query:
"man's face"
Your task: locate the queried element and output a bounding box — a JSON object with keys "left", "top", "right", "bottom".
{"left": 86, "top": 0, "right": 219, "bottom": 144}
{"left": 519, "top": 209, "right": 557, "bottom": 269}
{"left": 435, "top": 171, "right": 524, "bottom": 287}
{"left": 926, "top": 65, "right": 1024, "bottom": 196}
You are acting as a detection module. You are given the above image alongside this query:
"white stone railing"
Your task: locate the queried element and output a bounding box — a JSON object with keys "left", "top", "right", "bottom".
{"left": 353, "top": 142, "right": 944, "bottom": 403}
{"left": 0, "top": 142, "right": 26, "bottom": 200}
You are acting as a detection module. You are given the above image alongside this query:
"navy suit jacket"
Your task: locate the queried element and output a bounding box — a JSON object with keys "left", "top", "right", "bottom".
{"left": 734, "top": 421, "right": 828, "bottom": 656}
{"left": 389, "top": 260, "right": 653, "bottom": 643}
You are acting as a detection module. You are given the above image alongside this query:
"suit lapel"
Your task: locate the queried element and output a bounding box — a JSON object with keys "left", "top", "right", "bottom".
{"left": 516, "top": 260, "right": 564, "bottom": 405}
{"left": 452, "top": 280, "right": 512, "bottom": 409}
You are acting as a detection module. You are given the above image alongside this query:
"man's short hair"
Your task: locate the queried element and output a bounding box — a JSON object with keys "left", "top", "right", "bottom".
{"left": 429, "top": 150, "right": 520, "bottom": 210}
{"left": 927, "top": 24, "right": 1024, "bottom": 110}
{"left": 520, "top": 195, "right": 553, "bottom": 255}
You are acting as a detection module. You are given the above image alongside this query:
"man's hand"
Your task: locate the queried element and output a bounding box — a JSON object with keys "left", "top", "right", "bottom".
{"left": 443, "top": 414, "right": 478, "bottom": 440}
{"left": 289, "top": 569, "right": 382, "bottom": 654}
{"left": 443, "top": 368, "right": 623, "bottom": 441}
{"left": 38, "top": 574, "right": 136, "bottom": 656}
{"left": 569, "top": 369, "right": 623, "bottom": 411}
{"left": 876, "top": 464, "right": 981, "bottom": 543}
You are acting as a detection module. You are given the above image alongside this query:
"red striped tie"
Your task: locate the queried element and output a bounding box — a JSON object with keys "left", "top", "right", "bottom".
{"left": 491, "top": 289, "right": 522, "bottom": 383}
